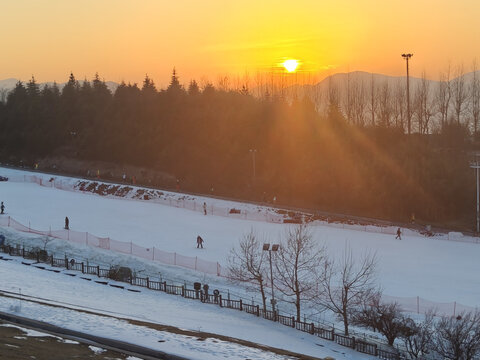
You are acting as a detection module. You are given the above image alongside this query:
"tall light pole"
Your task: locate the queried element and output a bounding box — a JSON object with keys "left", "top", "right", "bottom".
{"left": 262, "top": 243, "right": 279, "bottom": 312}
{"left": 249, "top": 149, "right": 257, "bottom": 179}
{"left": 402, "top": 53, "right": 413, "bottom": 135}
{"left": 470, "top": 154, "right": 480, "bottom": 233}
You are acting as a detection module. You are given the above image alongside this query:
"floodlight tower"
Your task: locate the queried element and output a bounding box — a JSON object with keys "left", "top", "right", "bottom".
{"left": 402, "top": 53, "right": 413, "bottom": 135}
{"left": 470, "top": 154, "right": 480, "bottom": 233}
{"left": 263, "top": 243, "right": 280, "bottom": 312}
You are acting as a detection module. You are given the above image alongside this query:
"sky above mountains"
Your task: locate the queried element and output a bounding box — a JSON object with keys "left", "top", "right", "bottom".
{"left": 2, "top": 0, "right": 479, "bottom": 86}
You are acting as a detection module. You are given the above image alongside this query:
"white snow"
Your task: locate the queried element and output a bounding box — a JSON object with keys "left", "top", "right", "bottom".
{"left": 1, "top": 166, "right": 480, "bottom": 359}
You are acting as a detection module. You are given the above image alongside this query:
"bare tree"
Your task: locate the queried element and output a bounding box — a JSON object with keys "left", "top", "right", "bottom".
{"left": 368, "top": 74, "right": 378, "bottom": 126}
{"left": 352, "top": 295, "right": 410, "bottom": 346}
{"left": 402, "top": 311, "right": 435, "bottom": 359}
{"left": 413, "top": 71, "right": 435, "bottom": 134}
{"left": 274, "top": 224, "right": 326, "bottom": 321}
{"left": 452, "top": 64, "right": 468, "bottom": 126}
{"left": 317, "top": 246, "right": 378, "bottom": 336}
{"left": 217, "top": 75, "right": 231, "bottom": 92}
{"left": 227, "top": 230, "right": 268, "bottom": 311}
{"left": 376, "top": 81, "right": 392, "bottom": 127}
{"left": 471, "top": 60, "right": 480, "bottom": 135}
{"left": 352, "top": 79, "right": 367, "bottom": 126}
{"left": 392, "top": 80, "right": 406, "bottom": 130}
{"left": 432, "top": 311, "right": 480, "bottom": 360}
{"left": 343, "top": 73, "right": 354, "bottom": 123}
{"left": 436, "top": 65, "right": 452, "bottom": 128}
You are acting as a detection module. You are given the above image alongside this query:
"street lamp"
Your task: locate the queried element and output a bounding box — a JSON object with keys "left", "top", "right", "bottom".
{"left": 402, "top": 53, "right": 413, "bottom": 135}
{"left": 249, "top": 149, "right": 257, "bottom": 179}
{"left": 263, "top": 243, "right": 280, "bottom": 312}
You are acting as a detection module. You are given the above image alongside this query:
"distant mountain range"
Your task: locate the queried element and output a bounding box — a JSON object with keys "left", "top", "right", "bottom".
{"left": 1, "top": 70, "right": 478, "bottom": 97}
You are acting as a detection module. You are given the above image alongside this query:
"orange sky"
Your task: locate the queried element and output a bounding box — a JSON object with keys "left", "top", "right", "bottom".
{"left": 1, "top": 0, "right": 479, "bottom": 86}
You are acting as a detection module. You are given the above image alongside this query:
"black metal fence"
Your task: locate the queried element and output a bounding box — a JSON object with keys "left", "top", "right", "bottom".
{"left": 0, "top": 244, "right": 407, "bottom": 360}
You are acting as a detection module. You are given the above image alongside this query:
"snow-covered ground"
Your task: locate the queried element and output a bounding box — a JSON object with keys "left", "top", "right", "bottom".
{"left": 1, "top": 166, "right": 480, "bottom": 358}
{"left": 0, "top": 254, "right": 370, "bottom": 359}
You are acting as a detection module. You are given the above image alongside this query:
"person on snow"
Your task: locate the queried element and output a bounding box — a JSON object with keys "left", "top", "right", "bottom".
{"left": 395, "top": 227, "right": 402, "bottom": 240}
{"left": 203, "top": 202, "right": 207, "bottom": 215}
{"left": 196, "top": 235, "right": 204, "bottom": 249}
{"left": 65, "top": 216, "right": 69, "bottom": 230}
{"left": 0, "top": 201, "right": 4, "bottom": 214}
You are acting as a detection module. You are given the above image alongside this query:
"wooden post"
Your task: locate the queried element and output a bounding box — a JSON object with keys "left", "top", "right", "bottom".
{"left": 182, "top": 286, "right": 185, "bottom": 297}
{"left": 310, "top": 323, "right": 315, "bottom": 335}
{"left": 81, "top": 262, "right": 84, "bottom": 273}
{"left": 351, "top": 336, "right": 356, "bottom": 349}
{"left": 256, "top": 305, "right": 259, "bottom": 317}
{"left": 163, "top": 281, "right": 167, "bottom": 292}
{"left": 219, "top": 295, "right": 223, "bottom": 307}
{"left": 65, "top": 257, "right": 69, "bottom": 269}
{"left": 291, "top": 316, "right": 295, "bottom": 328}
{"left": 97, "top": 265, "right": 100, "bottom": 276}
{"left": 147, "top": 277, "right": 150, "bottom": 289}
{"left": 240, "top": 299, "right": 243, "bottom": 311}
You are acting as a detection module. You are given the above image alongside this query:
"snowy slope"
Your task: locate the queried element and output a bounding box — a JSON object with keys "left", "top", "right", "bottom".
{"left": 1, "top": 167, "right": 479, "bottom": 307}
{"left": 1, "top": 166, "right": 480, "bottom": 358}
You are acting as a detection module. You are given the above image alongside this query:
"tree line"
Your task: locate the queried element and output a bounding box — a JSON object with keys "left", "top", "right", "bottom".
{"left": 0, "top": 68, "right": 478, "bottom": 226}
{"left": 228, "top": 225, "right": 480, "bottom": 359}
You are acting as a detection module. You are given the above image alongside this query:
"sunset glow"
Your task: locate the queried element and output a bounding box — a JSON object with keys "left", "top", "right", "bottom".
{"left": 0, "top": 1, "right": 479, "bottom": 84}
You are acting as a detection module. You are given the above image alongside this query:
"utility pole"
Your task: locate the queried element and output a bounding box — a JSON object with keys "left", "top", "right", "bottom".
{"left": 249, "top": 149, "right": 257, "bottom": 179}
{"left": 402, "top": 53, "right": 413, "bottom": 134}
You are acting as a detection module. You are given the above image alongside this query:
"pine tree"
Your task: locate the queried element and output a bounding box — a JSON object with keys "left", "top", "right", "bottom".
{"left": 188, "top": 80, "right": 200, "bottom": 95}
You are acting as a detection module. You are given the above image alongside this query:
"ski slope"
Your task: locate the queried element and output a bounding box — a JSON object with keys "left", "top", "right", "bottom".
{"left": 1, "top": 166, "right": 480, "bottom": 358}
{"left": 1, "top": 167, "right": 479, "bottom": 307}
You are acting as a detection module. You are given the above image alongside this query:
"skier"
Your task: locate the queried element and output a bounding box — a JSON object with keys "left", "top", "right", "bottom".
{"left": 196, "top": 235, "right": 204, "bottom": 249}
{"left": 203, "top": 202, "right": 207, "bottom": 215}
{"left": 395, "top": 227, "right": 402, "bottom": 240}
{"left": 0, "top": 201, "right": 4, "bottom": 214}
{"left": 65, "top": 216, "right": 69, "bottom": 230}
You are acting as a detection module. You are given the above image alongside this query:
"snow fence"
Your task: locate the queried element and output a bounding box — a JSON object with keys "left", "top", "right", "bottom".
{"left": 0, "top": 215, "right": 222, "bottom": 276}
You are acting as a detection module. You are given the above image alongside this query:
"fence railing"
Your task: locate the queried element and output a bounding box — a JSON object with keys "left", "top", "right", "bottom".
{"left": 0, "top": 243, "right": 410, "bottom": 360}
{"left": 0, "top": 214, "right": 223, "bottom": 277}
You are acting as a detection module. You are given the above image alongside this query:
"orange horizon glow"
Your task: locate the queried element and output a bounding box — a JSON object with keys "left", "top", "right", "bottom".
{"left": 1, "top": 1, "right": 479, "bottom": 86}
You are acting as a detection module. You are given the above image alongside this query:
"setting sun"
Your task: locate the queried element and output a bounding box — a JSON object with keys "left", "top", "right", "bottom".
{"left": 283, "top": 59, "right": 299, "bottom": 72}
